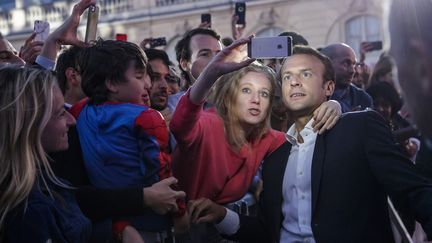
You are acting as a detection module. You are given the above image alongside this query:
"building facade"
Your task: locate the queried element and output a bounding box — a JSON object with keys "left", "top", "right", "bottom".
{"left": 0, "top": 0, "right": 386, "bottom": 63}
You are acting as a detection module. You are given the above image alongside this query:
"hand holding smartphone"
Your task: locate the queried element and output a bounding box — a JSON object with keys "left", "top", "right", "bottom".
{"left": 150, "top": 37, "right": 167, "bottom": 48}
{"left": 361, "top": 41, "right": 383, "bottom": 52}
{"left": 85, "top": 5, "right": 99, "bottom": 43}
{"left": 34, "top": 20, "right": 50, "bottom": 42}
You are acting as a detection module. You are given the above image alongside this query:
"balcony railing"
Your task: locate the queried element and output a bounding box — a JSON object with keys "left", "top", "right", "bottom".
{"left": 0, "top": 0, "right": 227, "bottom": 36}
{"left": 155, "top": 0, "right": 208, "bottom": 7}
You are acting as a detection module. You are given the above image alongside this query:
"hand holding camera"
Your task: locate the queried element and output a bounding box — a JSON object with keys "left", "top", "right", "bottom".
{"left": 139, "top": 37, "right": 167, "bottom": 49}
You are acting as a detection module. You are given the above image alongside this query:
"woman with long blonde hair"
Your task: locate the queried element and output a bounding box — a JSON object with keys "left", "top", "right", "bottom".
{"left": 0, "top": 65, "right": 90, "bottom": 242}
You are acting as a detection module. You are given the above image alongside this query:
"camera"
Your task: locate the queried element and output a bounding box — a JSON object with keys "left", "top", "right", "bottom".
{"left": 150, "top": 37, "right": 167, "bottom": 48}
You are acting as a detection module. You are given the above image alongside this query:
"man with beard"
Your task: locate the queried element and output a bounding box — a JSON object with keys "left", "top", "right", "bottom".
{"left": 321, "top": 43, "right": 373, "bottom": 112}
{"left": 145, "top": 48, "right": 173, "bottom": 126}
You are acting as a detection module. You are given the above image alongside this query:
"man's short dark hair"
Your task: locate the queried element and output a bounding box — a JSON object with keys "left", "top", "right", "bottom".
{"left": 55, "top": 46, "right": 83, "bottom": 94}
{"left": 77, "top": 39, "right": 148, "bottom": 105}
{"left": 282, "top": 45, "right": 335, "bottom": 84}
{"left": 175, "top": 28, "right": 220, "bottom": 64}
{"left": 144, "top": 48, "right": 171, "bottom": 67}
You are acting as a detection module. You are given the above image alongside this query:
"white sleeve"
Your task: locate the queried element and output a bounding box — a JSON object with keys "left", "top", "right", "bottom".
{"left": 214, "top": 207, "right": 240, "bottom": 235}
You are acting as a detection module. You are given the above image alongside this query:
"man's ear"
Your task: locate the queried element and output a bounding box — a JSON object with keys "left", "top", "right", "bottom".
{"left": 65, "top": 67, "right": 79, "bottom": 87}
{"left": 324, "top": 80, "right": 335, "bottom": 97}
{"left": 179, "top": 57, "right": 191, "bottom": 72}
{"left": 105, "top": 80, "right": 118, "bottom": 93}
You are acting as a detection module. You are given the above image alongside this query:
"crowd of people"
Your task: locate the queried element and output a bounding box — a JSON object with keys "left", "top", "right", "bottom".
{"left": 0, "top": 0, "right": 432, "bottom": 242}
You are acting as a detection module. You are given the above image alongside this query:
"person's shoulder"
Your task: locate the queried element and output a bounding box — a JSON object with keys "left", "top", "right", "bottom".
{"left": 350, "top": 84, "right": 373, "bottom": 98}
{"left": 69, "top": 98, "right": 89, "bottom": 118}
{"left": 337, "top": 109, "right": 385, "bottom": 128}
{"left": 169, "top": 91, "right": 186, "bottom": 101}
{"left": 342, "top": 109, "right": 381, "bottom": 118}
{"left": 8, "top": 192, "right": 55, "bottom": 225}
{"left": 135, "top": 108, "right": 166, "bottom": 129}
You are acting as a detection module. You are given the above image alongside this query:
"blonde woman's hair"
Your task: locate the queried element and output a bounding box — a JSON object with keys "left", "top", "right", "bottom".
{"left": 211, "top": 64, "right": 277, "bottom": 151}
{"left": 0, "top": 65, "right": 64, "bottom": 233}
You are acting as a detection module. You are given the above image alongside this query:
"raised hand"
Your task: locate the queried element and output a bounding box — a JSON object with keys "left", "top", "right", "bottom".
{"left": 19, "top": 32, "right": 44, "bottom": 64}
{"left": 50, "top": 0, "right": 96, "bottom": 47}
{"left": 231, "top": 15, "right": 246, "bottom": 40}
{"left": 40, "top": 0, "right": 96, "bottom": 61}
{"left": 204, "top": 35, "right": 254, "bottom": 78}
{"left": 189, "top": 35, "right": 255, "bottom": 104}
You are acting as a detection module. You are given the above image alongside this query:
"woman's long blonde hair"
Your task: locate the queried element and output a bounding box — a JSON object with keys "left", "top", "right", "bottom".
{"left": 0, "top": 65, "right": 63, "bottom": 232}
{"left": 211, "top": 64, "right": 277, "bottom": 151}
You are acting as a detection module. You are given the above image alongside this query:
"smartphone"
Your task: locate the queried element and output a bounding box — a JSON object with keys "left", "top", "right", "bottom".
{"left": 150, "top": 37, "right": 167, "bottom": 48}
{"left": 116, "top": 33, "right": 128, "bottom": 42}
{"left": 85, "top": 5, "right": 99, "bottom": 43}
{"left": 248, "top": 36, "right": 292, "bottom": 59}
{"left": 235, "top": 2, "right": 246, "bottom": 26}
{"left": 201, "top": 13, "right": 211, "bottom": 25}
{"left": 34, "top": 20, "right": 50, "bottom": 42}
{"left": 362, "top": 41, "right": 383, "bottom": 52}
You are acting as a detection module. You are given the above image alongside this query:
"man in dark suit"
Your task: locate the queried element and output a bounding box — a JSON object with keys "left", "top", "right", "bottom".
{"left": 188, "top": 45, "right": 432, "bottom": 243}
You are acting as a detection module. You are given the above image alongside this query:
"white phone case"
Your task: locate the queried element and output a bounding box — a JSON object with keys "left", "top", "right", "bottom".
{"left": 34, "top": 20, "right": 50, "bottom": 42}
{"left": 248, "top": 36, "right": 292, "bottom": 59}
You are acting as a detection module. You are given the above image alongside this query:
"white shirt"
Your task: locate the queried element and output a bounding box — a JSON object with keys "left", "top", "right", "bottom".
{"left": 216, "top": 119, "right": 318, "bottom": 243}
{"left": 280, "top": 119, "right": 317, "bottom": 243}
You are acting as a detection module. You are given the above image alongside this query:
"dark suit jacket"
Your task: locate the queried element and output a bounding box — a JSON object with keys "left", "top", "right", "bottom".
{"left": 230, "top": 111, "right": 432, "bottom": 243}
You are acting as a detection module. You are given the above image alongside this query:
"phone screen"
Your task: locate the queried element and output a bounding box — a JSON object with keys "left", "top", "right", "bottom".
{"left": 85, "top": 5, "right": 99, "bottom": 43}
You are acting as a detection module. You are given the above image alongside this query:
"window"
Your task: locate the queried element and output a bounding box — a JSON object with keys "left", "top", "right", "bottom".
{"left": 345, "top": 15, "right": 381, "bottom": 62}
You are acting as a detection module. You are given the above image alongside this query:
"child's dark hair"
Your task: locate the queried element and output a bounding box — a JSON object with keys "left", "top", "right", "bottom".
{"left": 78, "top": 39, "right": 148, "bottom": 104}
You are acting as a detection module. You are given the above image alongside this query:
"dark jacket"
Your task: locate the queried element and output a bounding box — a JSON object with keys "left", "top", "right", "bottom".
{"left": 230, "top": 111, "right": 432, "bottom": 243}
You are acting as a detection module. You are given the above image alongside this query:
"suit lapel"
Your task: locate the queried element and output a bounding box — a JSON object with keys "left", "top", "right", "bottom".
{"left": 263, "top": 141, "right": 291, "bottom": 241}
{"left": 311, "top": 134, "right": 326, "bottom": 214}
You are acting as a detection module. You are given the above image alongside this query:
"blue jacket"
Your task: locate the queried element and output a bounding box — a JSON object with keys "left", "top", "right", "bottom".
{"left": 71, "top": 101, "right": 172, "bottom": 231}
{"left": 5, "top": 177, "right": 91, "bottom": 243}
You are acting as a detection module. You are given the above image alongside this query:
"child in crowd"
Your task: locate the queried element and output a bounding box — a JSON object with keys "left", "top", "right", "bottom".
{"left": 69, "top": 39, "right": 187, "bottom": 242}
